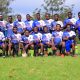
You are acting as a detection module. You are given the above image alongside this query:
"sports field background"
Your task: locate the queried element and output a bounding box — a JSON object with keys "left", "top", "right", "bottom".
{"left": 0, "top": 38, "right": 80, "bottom": 80}
{"left": 0, "top": 56, "right": 80, "bottom": 80}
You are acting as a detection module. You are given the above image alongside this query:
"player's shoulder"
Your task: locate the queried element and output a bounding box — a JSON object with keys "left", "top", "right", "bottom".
{"left": 21, "top": 35, "right": 25, "bottom": 38}
{"left": 40, "top": 19, "right": 44, "bottom": 21}
{"left": 0, "top": 31, "right": 4, "bottom": 35}
{"left": 69, "top": 31, "right": 76, "bottom": 35}
{"left": 52, "top": 31, "right": 56, "bottom": 33}
{"left": 17, "top": 33, "right": 21, "bottom": 36}
{"left": 57, "top": 21, "right": 63, "bottom": 24}
{"left": 33, "top": 19, "right": 38, "bottom": 22}
{"left": 63, "top": 30, "right": 67, "bottom": 33}
{"left": 38, "top": 32, "right": 42, "bottom": 34}
{"left": 47, "top": 33, "right": 52, "bottom": 37}
{"left": 71, "top": 18, "right": 77, "bottom": 20}
{"left": 30, "top": 20, "right": 33, "bottom": 22}
{"left": 14, "top": 20, "right": 18, "bottom": 23}
{"left": 29, "top": 34, "right": 33, "bottom": 37}
{"left": 47, "top": 32, "right": 52, "bottom": 35}
{"left": 19, "top": 21, "right": 25, "bottom": 24}
{"left": 49, "top": 19, "right": 54, "bottom": 22}
{"left": 60, "top": 31, "right": 63, "bottom": 33}
{"left": 70, "top": 30, "right": 75, "bottom": 33}
{"left": 64, "top": 18, "right": 68, "bottom": 21}
{"left": 76, "top": 19, "right": 80, "bottom": 23}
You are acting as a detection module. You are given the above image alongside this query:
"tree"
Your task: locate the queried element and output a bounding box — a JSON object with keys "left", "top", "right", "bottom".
{"left": 33, "top": 0, "right": 75, "bottom": 20}
{"left": 0, "top": 0, "right": 14, "bottom": 17}
{"left": 60, "top": 4, "right": 75, "bottom": 20}
{"left": 42, "top": 0, "right": 67, "bottom": 15}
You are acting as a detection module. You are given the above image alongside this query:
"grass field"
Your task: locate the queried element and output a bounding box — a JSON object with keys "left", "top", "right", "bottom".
{"left": 0, "top": 38, "right": 80, "bottom": 80}
{"left": 0, "top": 56, "right": 80, "bottom": 80}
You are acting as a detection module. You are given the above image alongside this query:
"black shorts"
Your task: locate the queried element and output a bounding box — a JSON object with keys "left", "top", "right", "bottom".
{"left": 55, "top": 44, "right": 62, "bottom": 52}
{"left": 43, "top": 44, "right": 48, "bottom": 51}
{"left": 12, "top": 43, "right": 19, "bottom": 49}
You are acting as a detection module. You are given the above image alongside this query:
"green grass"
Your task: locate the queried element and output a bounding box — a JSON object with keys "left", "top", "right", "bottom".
{"left": 0, "top": 56, "right": 80, "bottom": 80}
{"left": 0, "top": 37, "right": 80, "bottom": 80}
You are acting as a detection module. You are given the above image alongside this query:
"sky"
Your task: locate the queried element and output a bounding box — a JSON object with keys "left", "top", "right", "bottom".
{"left": 10, "top": 0, "right": 80, "bottom": 20}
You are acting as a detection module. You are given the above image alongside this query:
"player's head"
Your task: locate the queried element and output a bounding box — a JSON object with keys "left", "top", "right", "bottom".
{"left": 13, "top": 27, "right": 18, "bottom": 33}
{"left": 25, "top": 30, "right": 29, "bottom": 36}
{"left": 68, "top": 12, "right": 72, "bottom": 18}
{"left": 54, "top": 14, "right": 59, "bottom": 21}
{"left": 43, "top": 26, "right": 48, "bottom": 33}
{"left": 0, "top": 14, "right": 3, "bottom": 21}
{"left": 78, "top": 12, "right": 80, "bottom": 19}
{"left": 26, "top": 14, "right": 31, "bottom": 21}
{"left": 56, "top": 24, "right": 61, "bottom": 31}
{"left": 45, "top": 13, "right": 50, "bottom": 20}
{"left": 17, "top": 15, "right": 22, "bottom": 21}
{"left": 66, "top": 24, "right": 71, "bottom": 31}
{"left": 8, "top": 16, "right": 13, "bottom": 23}
{"left": 33, "top": 27, "right": 38, "bottom": 33}
{"left": 36, "top": 13, "right": 40, "bottom": 20}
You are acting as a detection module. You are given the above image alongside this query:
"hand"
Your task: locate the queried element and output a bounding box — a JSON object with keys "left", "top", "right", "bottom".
{"left": 52, "top": 46, "right": 57, "bottom": 50}
{"left": 67, "top": 22, "right": 73, "bottom": 25}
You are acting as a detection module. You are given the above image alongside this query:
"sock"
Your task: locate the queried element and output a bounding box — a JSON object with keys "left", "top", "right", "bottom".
{"left": 62, "top": 47, "right": 65, "bottom": 55}
{"left": 72, "top": 50, "right": 75, "bottom": 55}
{"left": 53, "top": 50, "right": 56, "bottom": 55}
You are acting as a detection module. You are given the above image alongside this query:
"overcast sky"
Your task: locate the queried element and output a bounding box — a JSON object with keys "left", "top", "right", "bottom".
{"left": 10, "top": 0, "right": 80, "bottom": 20}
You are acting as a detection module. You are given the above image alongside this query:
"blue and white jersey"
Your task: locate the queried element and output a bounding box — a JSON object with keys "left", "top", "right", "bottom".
{"left": 63, "top": 31, "right": 76, "bottom": 45}
{"left": 64, "top": 18, "right": 77, "bottom": 29}
{"left": 76, "top": 19, "right": 80, "bottom": 31}
{"left": 44, "top": 19, "right": 53, "bottom": 30}
{"left": 6, "top": 22, "right": 14, "bottom": 38}
{"left": 0, "top": 20, "right": 6, "bottom": 28}
{"left": 14, "top": 20, "right": 25, "bottom": 33}
{"left": 41, "top": 33, "right": 52, "bottom": 43}
{"left": 32, "top": 32, "right": 42, "bottom": 43}
{"left": 52, "top": 31, "right": 63, "bottom": 45}
{"left": 68, "top": 31, "right": 76, "bottom": 37}
{"left": 63, "top": 31, "right": 76, "bottom": 39}
{"left": 10, "top": 33, "right": 21, "bottom": 44}
{"left": 0, "top": 31, "right": 5, "bottom": 41}
{"left": 24, "top": 20, "right": 33, "bottom": 31}
{"left": 21, "top": 35, "right": 33, "bottom": 44}
{"left": 6, "top": 22, "right": 13, "bottom": 30}
{"left": 0, "top": 20, "right": 7, "bottom": 31}
{"left": 62, "top": 31, "right": 70, "bottom": 39}
{"left": 33, "top": 20, "right": 45, "bottom": 31}
{"left": 51, "top": 20, "right": 63, "bottom": 30}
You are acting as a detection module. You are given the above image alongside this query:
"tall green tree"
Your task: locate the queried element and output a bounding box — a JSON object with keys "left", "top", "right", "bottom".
{"left": 42, "top": 0, "right": 66, "bottom": 15}
{"left": 33, "top": 0, "right": 74, "bottom": 20}
{"left": 0, "top": 0, "right": 14, "bottom": 16}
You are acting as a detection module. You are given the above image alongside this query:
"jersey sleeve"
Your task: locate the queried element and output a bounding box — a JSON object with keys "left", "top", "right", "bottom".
{"left": 18, "top": 34, "right": 22, "bottom": 42}
{"left": 1, "top": 32, "right": 5, "bottom": 41}
{"left": 29, "top": 35, "right": 33, "bottom": 42}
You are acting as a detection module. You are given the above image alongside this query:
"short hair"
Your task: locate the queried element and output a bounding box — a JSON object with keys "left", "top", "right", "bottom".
{"left": 8, "top": 15, "right": 12, "bottom": 18}
{"left": 78, "top": 12, "right": 80, "bottom": 15}
{"left": 54, "top": 14, "right": 59, "bottom": 17}
{"left": 26, "top": 14, "right": 30, "bottom": 16}
{"left": 65, "top": 24, "right": 71, "bottom": 28}
{"left": 25, "top": 30, "right": 29, "bottom": 33}
{"left": 68, "top": 12, "right": 72, "bottom": 15}
{"left": 56, "top": 24, "right": 61, "bottom": 27}
{"left": 13, "top": 27, "right": 18, "bottom": 30}
{"left": 36, "top": 13, "right": 40, "bottom": 15}
{"left": 45, "top": 13, "right": 50, "bottom": 16}
{"left": 43, "top": 26, "right": 48, "bottom": 29}
{"left": 17, "top": 14, "right": 21, "bottom": 17}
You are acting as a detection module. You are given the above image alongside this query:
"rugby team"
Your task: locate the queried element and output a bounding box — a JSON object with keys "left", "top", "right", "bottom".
{"left": 0, "top": 12, "right": 80, "bottom": 57}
